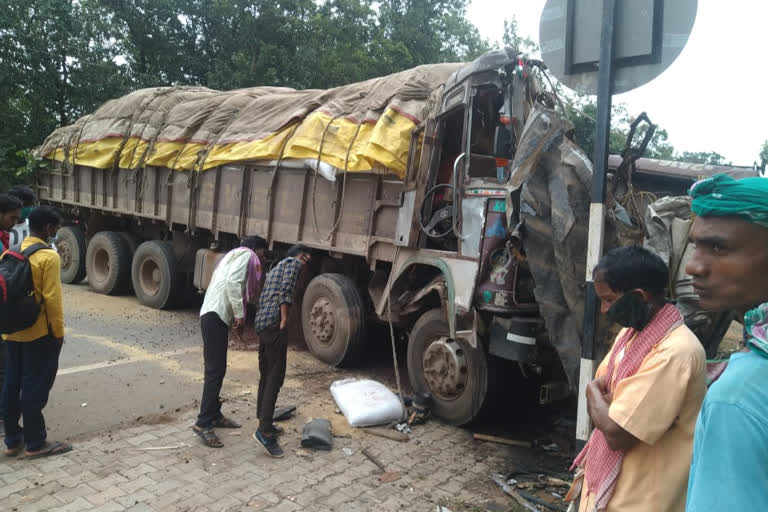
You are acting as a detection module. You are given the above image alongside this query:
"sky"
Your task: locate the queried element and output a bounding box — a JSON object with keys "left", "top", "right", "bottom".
{"left": 467, "top": 0, "right": 767, "bottom": 166}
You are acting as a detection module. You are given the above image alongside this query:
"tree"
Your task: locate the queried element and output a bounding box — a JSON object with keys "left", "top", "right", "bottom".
{"left": 0, "top": 0, "right": 131, "bottom": 188}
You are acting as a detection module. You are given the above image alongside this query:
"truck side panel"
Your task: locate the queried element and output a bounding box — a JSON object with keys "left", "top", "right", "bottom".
{"left": 40, "top": 164, "right": 404, "bottom": 262}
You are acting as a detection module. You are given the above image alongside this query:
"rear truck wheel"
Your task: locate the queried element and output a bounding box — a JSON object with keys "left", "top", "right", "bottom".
{"left": 57, "top": 225, "right": 87, "bottom": 284}
{"left": 301, "top": 273, "right": 366, "bottom": 367}
{"left": 131, "top": 241, "right": 181, "bottom": 310}
{"left": 407, "top": 308, "right": 489, "bottom": 426}
{"left": 85, "top": 231, "right": 131, "bottom": 295}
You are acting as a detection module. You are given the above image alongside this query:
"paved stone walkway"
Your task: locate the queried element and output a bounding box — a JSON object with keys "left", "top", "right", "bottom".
{"left": 0, "top": 401, "right": 521, "bottom": 511}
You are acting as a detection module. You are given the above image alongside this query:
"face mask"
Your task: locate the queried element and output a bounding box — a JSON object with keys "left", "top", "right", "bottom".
{"left": 606, "top": 290, "right": 655, "bottom": 330}
{"left": 20, "top": 206, "right": 33, "bottom": 221}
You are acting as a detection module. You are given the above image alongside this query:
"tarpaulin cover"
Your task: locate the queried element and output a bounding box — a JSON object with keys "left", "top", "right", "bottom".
{"left": 39, "top": 63, "right": 463, "bottom": 179}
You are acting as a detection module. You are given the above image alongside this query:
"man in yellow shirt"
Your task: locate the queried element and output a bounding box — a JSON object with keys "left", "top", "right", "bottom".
{"left": 2, "top": 206, "right": 71, "bottom": 458}
{"left": 570, "top": 246, "right": 706, "bottom": 512}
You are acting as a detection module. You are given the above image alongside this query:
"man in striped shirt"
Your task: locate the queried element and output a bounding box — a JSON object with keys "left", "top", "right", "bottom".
{"left": 252, "top": 245, "right": 312, "bottom": 458}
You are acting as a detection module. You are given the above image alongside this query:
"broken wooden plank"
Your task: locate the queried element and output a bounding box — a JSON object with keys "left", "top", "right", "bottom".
{"left": 473, "top": 433, "right": 533, "bottom": 448}
{"left": 363, "top": 427, "right": 409, "bottom": 442}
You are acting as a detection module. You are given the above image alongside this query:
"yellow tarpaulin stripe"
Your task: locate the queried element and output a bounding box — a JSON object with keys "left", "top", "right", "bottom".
{"left": 45, "top": 108, "right": 416, "bottom": 179}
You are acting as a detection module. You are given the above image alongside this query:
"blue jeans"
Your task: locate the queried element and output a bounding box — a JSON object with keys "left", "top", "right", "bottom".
{"left": 1, "top": 337, "right": 62, "bottom": 451}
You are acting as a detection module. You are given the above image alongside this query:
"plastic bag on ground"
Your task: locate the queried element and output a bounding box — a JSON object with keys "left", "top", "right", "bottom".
{"left": 330, "top": 378, "right": 405, "bottom": 427}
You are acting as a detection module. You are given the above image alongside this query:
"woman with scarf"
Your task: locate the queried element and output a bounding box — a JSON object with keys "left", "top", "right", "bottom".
{"left": 193, "top": 236, "right": 266, "bottom": 448}
{"left": 568, "top": 246, "right": 706, "bottom": 512}
{"left": 684, "top": 174, "right": 768, "bottom": 511}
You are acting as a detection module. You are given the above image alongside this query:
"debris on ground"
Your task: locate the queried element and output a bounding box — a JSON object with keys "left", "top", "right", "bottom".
{"left": 342, "top": 447, "right": 354, "bottom": 456}
{"left": 133, "top": 443, "right": 190, "bottom": 451}
{"left": 273, "top": 404, "right": 297, "bottom": 421}
{"left": 395, "top": 422, "right": 412, "bottom": 434}
{"left": 362, "top": 447, "right": 401, "bottom": 483}
{"left": 362, "top": 426, "right": 409, "bottom": 442}
{"left": 490, "top": 467, "right": 572, "bottom": 512}
{"left": 473, "top": 433, "right": 533, "bottom": 448}
{"left": 300, "top": 418, "right": 333, "bottom": 450}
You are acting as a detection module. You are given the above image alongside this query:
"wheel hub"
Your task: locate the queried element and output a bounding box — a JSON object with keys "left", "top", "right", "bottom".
{"left": 309, "top": 297, "right": 336, "bottom": 344}
{"left": 422, "top": 336, "right": 468, "bottom": 400}
{"left": 139, "top": 259, "right": 161, "bottom": 296}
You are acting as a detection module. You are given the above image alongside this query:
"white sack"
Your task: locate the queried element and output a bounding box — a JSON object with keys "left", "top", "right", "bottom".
{"left": 330, "top": 378, "right": 404, "bottom": 427}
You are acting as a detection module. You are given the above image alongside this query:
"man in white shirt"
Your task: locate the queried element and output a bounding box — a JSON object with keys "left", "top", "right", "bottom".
{"left": 193, "top": 236, "right": 266, "bottom": 448}
{"left": 7, "top": 185, "right": 36, "bottom": 248}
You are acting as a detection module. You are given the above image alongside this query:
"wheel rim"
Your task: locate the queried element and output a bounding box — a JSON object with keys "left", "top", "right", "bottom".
{"left": 92, "top": 247, "right": 110, "bottom": 283}
{"left": 308, "top": 297, "right": 336, "bottom": 345}
{"left": 422, "top": 336, "right": 468, "bottom": 401}
{"left": 139, "top": 258, "right": 162, "bottom": 296}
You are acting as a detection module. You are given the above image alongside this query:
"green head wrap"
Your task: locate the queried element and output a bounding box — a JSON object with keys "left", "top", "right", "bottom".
{"left": 689, "top": 174, "right": 768, "bottom": 228}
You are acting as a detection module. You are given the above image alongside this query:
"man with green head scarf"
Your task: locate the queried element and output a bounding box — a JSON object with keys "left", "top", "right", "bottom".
{"left": 685, "top": 173, "right": 768, "bottom": 511}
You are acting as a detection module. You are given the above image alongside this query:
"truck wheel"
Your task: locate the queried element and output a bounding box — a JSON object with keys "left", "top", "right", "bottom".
{"left": 301, "top": 273, "right": 365, "bottom": 367}
{"left": 85, "top": 231, "right": 131, "bottom": 295}
{"left": 57, "top": 225, "right": 87, "bottom": 284}
{"left": 131, "top": 241, "right": 180, "bottom": 309}
{"left": 407, "top": 309, "right": 488, "bottom": 426}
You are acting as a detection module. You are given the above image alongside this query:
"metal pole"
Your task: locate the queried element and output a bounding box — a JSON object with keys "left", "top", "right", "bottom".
{"left": 576, "top": 0, "right": 617, "bottom": 447}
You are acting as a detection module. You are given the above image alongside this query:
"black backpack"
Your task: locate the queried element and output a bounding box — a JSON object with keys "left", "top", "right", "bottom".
{"left": 0, "top": 243, "right": 49, "bottom": 334}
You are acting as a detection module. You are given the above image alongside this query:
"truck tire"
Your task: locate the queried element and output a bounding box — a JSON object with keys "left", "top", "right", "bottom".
{"left": 407, "top": 308, "right": 488, "bottom": 426}
{"left": 131, "top": 240, "right": 180, "bottom": 309}
{"left": 85, "top": 231, "right": 131, "bottom": 295}
{"left": 301, "top": 273, "right": 365, "bottom": 368}
{"left": 57, "top": 225, "right": 87, "bottom": 284}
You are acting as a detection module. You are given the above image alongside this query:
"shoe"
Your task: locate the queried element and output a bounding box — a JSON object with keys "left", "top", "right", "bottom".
{"left": 253, "top": 431, "right": 284, "bottom": 458}
{"left": 273, "top": 425, "right": 285, "bottom": 436}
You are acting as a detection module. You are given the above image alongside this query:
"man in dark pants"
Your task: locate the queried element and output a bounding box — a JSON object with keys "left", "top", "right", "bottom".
{"left": 0, "top": 193, "right": 22, "bottom": 435}
{"left": 252, "top": 245, "right": 311, "bottom": 458}
{"left": 2, "top": 206, "right": 71, "bottom": 458}
{"left": 193, "top": 236, "right": 266, "bottom": 448}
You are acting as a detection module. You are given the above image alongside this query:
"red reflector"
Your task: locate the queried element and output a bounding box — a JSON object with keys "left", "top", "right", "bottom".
{"left": 496, "top": 158, "right": 510, "bottom": 167}
{"left": 499, "top": 115, "right": 512, "bottom": 125}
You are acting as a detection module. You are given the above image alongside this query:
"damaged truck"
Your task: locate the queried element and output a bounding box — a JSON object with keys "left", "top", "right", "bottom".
{"left": 37, "top": 49, "right": 753, "bottom": 425}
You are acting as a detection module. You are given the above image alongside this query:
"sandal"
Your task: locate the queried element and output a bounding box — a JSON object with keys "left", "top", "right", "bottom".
{"left": 25, "top": 441, "right": 72, "bottom": 459}
{"left": 4, "top": 441, "right": 23, "bottom": 457}
{"left": 192, "top": 426, "right": 223, "bottom": 448}
{"left": 212, "top": 416, "right": 241, "bottom": 429}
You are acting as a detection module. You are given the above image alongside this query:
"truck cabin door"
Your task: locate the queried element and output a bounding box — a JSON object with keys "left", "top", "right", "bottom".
{"left": 419, "top": 106, "right": 466, "bottom": 252}
{"left": 458, "top": 86, "right": 510, "bottom": 260}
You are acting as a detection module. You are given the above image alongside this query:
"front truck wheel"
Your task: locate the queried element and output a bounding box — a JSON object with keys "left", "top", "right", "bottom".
{"left": 407, "top": 308, "right": 488, "bottom": 426}
{"left": 85, "top": 231, "right": 131, "bottom": 294}
{"left": 301, "top": 273, "right": 366, "bottom": 367}
{"left": 131, "top": 241, "right": 181, "bottom": 309}
{"left": 57, "top": 225, "right": 87, "bottom": 284}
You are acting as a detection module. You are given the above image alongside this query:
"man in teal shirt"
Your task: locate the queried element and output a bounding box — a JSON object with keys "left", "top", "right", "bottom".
{"left": 685, "top": 174, "right": 768, "bottom": 511}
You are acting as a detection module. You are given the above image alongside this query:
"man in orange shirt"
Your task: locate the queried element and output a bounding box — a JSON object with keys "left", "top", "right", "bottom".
{"left": 569, "top": 246, "right": 706, "bottom": 512}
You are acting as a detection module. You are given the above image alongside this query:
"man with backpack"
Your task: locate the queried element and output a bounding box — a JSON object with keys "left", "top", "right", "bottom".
{"left": 0, "top": 193, "right": 22, "bottom": 432}
{"left": 0, "top": 206, "right": 71, "bottom": 458}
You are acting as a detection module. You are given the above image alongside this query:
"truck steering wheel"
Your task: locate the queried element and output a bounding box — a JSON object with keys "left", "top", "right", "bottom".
{"left": 418, "top": 183, "right": 455, "bottom": 238}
